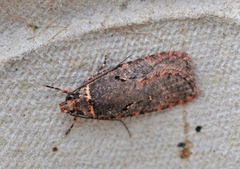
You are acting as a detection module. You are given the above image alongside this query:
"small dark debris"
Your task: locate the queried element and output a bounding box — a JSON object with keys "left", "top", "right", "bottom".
{"left": 177, "top": 142, "right": 186, "bottom": 148}
{"left": 52, "top": 146, "right": 58, "bottom": 152}
{"left": 195, "top": 126, "right": 202, "bottom": 132}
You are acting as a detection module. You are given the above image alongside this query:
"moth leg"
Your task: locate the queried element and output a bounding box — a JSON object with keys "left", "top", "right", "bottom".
{"left": 98, "top": 53, "right": 108, "bottom": 71}
{"left": 63, "top": 117, "right": 79, "bottom": 138}
{"left": 116, "top": 119, "right": 131, "bottom": 138}
{"left": 83, "top": 117, "right": 131, "bottom": 138}
{"left": 43, "top": 85, "right": 72, "bottom": 94}
{"left": 99, "top": 119, "right": 131, "bottom": 138}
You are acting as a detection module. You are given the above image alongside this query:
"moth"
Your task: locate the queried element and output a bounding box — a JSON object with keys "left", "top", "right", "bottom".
{"left": 44, "top": 51, "right": 199, "bottom": 137}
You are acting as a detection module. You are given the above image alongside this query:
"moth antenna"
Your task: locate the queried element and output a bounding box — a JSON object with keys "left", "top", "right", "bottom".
{"left": 71, "top": 55, "right": 132, "bottom": 93}
{"left": 43, "top": 85, "right": 72, "bottom": 94}
{"left": 98, "top": 53, "right": 108, "bottom": 72}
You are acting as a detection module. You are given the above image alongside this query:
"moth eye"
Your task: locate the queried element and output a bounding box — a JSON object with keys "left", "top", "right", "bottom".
{"left": 66, "top": 96, "right": 73, "bottom": 100}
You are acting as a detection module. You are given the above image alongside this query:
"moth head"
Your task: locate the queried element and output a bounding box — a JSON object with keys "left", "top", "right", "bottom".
{"left": 59, "top": 95, "right": 85, "bottom": 116}
{"left": 58, "top": 94, "right": 75, "bottom": 113}
{"left": 59, "top": 100, "right": 76, "bottom": 114}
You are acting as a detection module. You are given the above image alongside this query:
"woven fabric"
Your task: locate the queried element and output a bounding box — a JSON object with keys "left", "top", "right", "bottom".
{"left": 1, "top": 0, "right": 240, "bottom": 168}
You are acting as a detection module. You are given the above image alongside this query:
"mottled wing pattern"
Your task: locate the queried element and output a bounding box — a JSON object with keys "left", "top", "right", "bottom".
{"left": 82, "top": 51, "right": 198, "bottom": 119}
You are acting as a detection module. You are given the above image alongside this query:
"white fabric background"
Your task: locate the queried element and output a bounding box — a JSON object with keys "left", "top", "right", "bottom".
{"left": 1, "top": 0, "right": 240, "bottom": 168}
